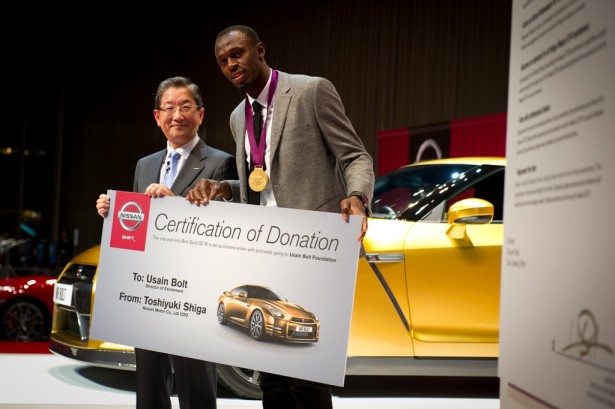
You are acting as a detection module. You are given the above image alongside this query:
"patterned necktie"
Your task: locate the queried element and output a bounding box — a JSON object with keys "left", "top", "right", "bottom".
{"left": 164, "top": 151, "right": 181, "bottom": 188}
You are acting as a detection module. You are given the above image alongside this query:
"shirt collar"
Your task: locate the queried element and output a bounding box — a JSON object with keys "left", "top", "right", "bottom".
{"left": 248, "top": 68, "right": 273, "bottom": 108}
{"left": 167, "top": 134, "right": 199, "bottom": 159}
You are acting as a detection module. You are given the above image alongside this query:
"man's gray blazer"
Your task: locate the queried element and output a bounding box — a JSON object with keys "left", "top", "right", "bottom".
{"left": 133, "top": 137, "right": 238, "bottom": 196}
{"left": 228, "top": 71, "right": 374, "bottom": 213}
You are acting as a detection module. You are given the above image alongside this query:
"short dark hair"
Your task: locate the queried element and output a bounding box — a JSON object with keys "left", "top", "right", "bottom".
{"left": 155, "top": 76, "right": 203, "bottom": 109}
{"left": 216, "top": 25, "right": 260, "bottom": 46}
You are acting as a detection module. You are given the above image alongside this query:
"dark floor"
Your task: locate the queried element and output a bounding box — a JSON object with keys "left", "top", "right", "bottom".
{"left": 215, "top": 375, "right": 500, "bottom": 400}
{"left": 333, "top": 375, "right": 499, "bottom": 399}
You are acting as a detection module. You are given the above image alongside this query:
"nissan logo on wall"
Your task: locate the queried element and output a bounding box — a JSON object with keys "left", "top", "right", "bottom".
{"left": 117, "top": 201, "right": 145, "bottom": 231}
{"left": 415, "top": 138, "right": 443, "bottom": 163}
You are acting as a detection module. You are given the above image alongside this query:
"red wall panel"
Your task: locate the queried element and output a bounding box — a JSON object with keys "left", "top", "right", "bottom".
{"left": 449, "top": 113, "right": 506, "bottom": 158}
{"left": 377, "top": 113, "right": 506, "bottom": 176}
{"left": 376, "top": 128, "right": 410, "bottom": 176}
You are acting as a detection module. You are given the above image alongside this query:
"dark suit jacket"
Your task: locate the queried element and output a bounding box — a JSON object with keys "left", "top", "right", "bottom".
{"left": 227, "top": 71, "right": 374, "bottom": 213}
{"left": 128, "top": 136, "right": 234, "bottom": 405}
{"left": 133, "top": 137, "right": 238, "bottom": 195}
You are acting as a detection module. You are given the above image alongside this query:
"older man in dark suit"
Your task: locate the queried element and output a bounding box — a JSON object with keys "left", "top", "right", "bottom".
{"left": 96, "top": 76, "right": 238, "bottom": 409}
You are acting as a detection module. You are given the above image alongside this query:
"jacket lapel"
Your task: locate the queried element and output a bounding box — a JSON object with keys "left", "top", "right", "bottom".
{"left": 233, "top": 103, "right": 248, "bottom": 178}
{"left": 151, "top": 150, "right": 167, "bottom": 185}
{"left": 172, "top": 138, "right": 207, "bottom": 195}
{"left": 269, "top": 72, "right": 291, "bottom": 162}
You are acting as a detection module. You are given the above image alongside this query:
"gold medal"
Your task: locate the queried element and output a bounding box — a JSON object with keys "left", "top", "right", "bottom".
{"left": 249, "top": 167, "right": 269, "bottom": 192}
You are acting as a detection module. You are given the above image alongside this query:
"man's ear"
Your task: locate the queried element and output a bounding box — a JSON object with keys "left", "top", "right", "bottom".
{"left": 257, "top": 43, "right": 265, "bottom": 59}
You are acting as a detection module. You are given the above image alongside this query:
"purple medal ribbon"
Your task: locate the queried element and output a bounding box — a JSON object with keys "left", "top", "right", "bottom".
{"left": 245, "top": 70, "right": 279, "bottom": 168}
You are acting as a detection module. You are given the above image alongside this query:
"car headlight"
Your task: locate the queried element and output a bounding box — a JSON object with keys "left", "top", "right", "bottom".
{"left": 265, "top": 305, "right": 284, "bottom": 318}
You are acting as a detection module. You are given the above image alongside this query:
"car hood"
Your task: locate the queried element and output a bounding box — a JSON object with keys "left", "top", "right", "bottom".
{"left": 266, "top": 300, "right": 314, "bottom": 317}
{"left": 1, "top": 275, "right": 57, "bottom": 293}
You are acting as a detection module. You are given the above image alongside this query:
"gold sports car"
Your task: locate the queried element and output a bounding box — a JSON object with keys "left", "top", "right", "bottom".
{"left": 49, "top": 156, "right": 505, "bottom": 399}
{"left": 217, "top": 284, "right": 320, "bottom": 343}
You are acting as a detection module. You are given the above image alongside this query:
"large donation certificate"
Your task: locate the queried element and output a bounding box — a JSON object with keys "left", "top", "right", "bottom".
{"left": 90, "top": 190, "right": 362, "bottom": 386}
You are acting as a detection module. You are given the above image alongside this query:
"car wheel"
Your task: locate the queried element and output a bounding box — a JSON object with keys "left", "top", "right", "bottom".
{"left": 217, "top": 364, "right": 263, "bottom": 400}
{"left": 0, "top": 299, "right": 49, "bottom": 341}
{"left": 217, "top": 302, "right": 227, "bottom": 325}
{"left": 249, "top": 310, "right": 264, "bottom": 340}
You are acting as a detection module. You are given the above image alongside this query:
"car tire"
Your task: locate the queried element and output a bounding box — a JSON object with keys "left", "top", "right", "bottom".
{"left": 217, "top": 302, "right": 227, "bottom": 325}
{"left": 0, "top": 299, "right": 49, "bottom": 341}
{"left": 249, "top": 310, "right": 265, "bottom": 340}
{"left": 217, "top": 364, "right": 263, "bottom": 400}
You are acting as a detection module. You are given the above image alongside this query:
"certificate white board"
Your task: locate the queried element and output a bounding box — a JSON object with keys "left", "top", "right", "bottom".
{"left": 90, "top": 190, "right": 362, "bottom": 386}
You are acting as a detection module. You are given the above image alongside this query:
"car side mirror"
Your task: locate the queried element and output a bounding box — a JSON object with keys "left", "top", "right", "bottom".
{"left": 446, "top": 198, "right": 494, "bottom": 240}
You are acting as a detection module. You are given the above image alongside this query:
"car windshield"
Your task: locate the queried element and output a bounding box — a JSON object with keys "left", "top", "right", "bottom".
{"left": 371, "top": 163, "right": 481, "bottom": 221}
{"left": 248, "top": 286, "right": 285, "bottom": 301}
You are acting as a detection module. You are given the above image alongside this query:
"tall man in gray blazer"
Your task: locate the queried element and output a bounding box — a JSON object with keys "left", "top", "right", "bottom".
{"left": 96, "top": 76, "right": 238, "bottom": 409}
{"left": 187, "top": 26, "right": 374, "bottom": 409}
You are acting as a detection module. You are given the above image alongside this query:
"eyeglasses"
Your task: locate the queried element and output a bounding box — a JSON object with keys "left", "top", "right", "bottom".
{"left": 158, "top": 104, "right": 199, "bottom": 116}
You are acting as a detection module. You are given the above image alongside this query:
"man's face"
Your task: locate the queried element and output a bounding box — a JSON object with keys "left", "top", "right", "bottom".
{"left": 153, "top": 87, "right": 204, "bottom": 148}
{"left": 215, "top": 30, "right": 264, "bottom": 96}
